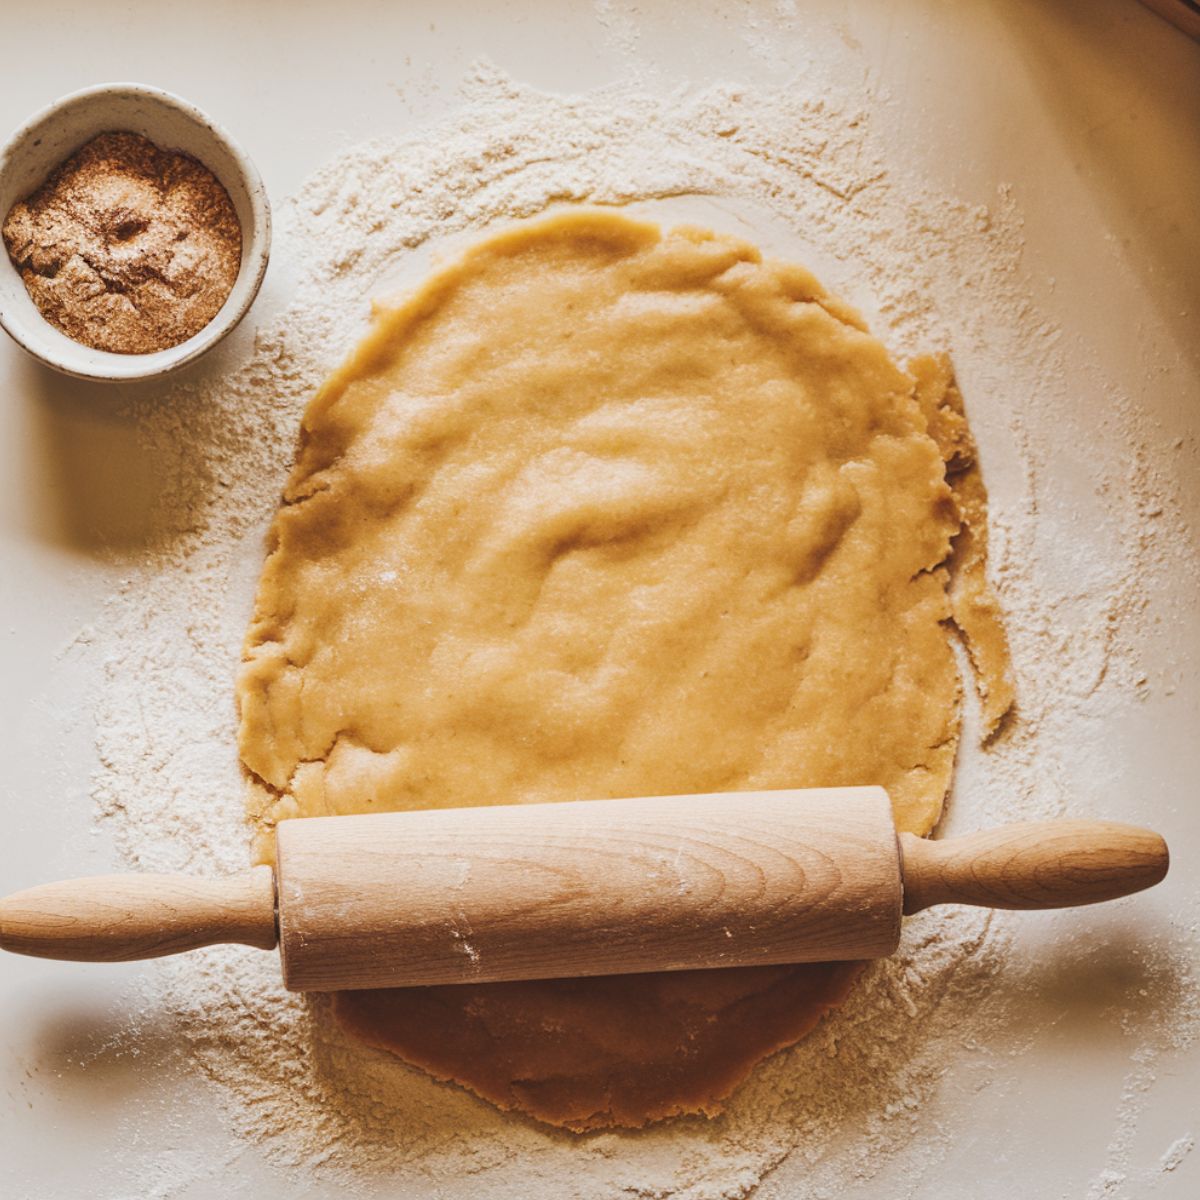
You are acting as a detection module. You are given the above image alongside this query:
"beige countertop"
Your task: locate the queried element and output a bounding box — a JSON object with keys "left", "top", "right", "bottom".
{"left": 1, "top": 2, "right": 1197, "bottom": 1197}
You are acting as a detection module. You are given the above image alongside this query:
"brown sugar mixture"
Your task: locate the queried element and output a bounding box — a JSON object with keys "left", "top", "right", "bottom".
{"left": 2, "top": 131, "right": 241, "bottom": 354}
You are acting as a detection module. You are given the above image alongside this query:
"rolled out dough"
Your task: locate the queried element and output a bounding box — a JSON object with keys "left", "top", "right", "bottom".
{"left": 237, "top": 210, "right": 1012, "bottom": 1130}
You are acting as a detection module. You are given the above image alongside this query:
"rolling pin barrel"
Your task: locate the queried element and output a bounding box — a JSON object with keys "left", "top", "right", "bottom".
{"left": 274, "top": 787, "right": 904, "bottom": 991}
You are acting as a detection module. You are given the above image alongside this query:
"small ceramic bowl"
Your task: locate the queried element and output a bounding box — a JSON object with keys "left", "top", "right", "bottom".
{"left": 0, "top": 83, "right": 271, "bottom": 382}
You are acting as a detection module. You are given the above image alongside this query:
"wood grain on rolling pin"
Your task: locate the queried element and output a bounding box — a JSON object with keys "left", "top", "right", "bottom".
{"left": 275, "top": 787, "right": 903, "bottom": 991}
{"left": 0, "top": 867, "right": 277, "bottom": 961}
{"left": 899, "top": 821, "right": 1169, "bottom": 914}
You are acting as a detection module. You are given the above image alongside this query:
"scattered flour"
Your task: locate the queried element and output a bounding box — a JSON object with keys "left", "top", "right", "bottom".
{"left": 70, "top": 63, "right": 1197, "bottom": 1198}
{"left": 1160, "top": 1134, "right": 1194, "bottom": 1173}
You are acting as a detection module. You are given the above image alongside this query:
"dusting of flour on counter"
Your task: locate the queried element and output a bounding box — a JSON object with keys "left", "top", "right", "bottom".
{"left": 79, "top": 64, "right": 1197, "bottom": 1198}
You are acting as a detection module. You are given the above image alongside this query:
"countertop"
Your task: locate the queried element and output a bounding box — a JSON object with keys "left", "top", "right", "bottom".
{"left": 1, "top": 2, "right": 1197, "bottom": 1197}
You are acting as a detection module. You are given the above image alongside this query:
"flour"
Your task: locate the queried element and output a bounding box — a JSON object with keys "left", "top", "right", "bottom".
{"left": 1160, "top": 1134, "right": 1194, "bottom": 1173}
{"left": 76, "top": 63, "right": 1198, "bottom": 1198}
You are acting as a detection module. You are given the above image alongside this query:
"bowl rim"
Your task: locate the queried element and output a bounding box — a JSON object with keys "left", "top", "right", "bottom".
{"left": 0, "top": 81, "right": 271, "bottom": 382}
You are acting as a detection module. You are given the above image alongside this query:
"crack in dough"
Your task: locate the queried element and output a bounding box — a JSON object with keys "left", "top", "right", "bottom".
{"left": 236, "top": 209, "right": 1012, "bottom": 1130}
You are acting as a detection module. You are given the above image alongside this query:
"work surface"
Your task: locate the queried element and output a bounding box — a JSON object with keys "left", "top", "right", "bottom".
{"left": 1, "top": 2, "right": 1198, "bottom": 1197}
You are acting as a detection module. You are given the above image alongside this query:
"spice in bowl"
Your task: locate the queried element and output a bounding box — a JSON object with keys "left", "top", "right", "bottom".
{"left": 2, "top": 131, "right": 242, "bottom": 355}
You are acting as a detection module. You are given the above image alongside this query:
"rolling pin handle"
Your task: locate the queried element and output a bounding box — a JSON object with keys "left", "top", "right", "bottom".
{"left": 899, "top": 821, "right": 1169, "bottom": 915}
{"left": 0, "top": 866, "right": 278, "bottom": 962}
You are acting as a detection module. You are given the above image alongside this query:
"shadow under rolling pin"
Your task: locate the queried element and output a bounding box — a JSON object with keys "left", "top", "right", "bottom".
{"left": 0, "top": 787, "right": 1169, "bottom": 992}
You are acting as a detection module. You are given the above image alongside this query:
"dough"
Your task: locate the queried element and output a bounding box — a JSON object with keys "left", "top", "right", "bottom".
{"left": 237, "top": 210, "right": 1012, "bottom": 1130}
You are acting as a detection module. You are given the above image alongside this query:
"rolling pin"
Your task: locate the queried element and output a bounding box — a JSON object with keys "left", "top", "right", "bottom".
{"left": 0, "top": 788, "right": 1168, "bottom": 991}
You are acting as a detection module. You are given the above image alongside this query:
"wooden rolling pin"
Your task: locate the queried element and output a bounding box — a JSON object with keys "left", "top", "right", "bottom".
{"left": 0, "top": 788, "right": 1168, "bottom": 991}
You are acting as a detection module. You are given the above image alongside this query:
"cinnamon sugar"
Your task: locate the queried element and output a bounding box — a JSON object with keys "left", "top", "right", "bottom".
{"left": 2, "top": 131, "right": 241, "bottom": 354}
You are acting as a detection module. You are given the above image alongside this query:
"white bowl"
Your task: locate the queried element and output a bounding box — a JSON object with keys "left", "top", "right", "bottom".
{"left": 0, "top": 83, "right": 271, "bottom": 382}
